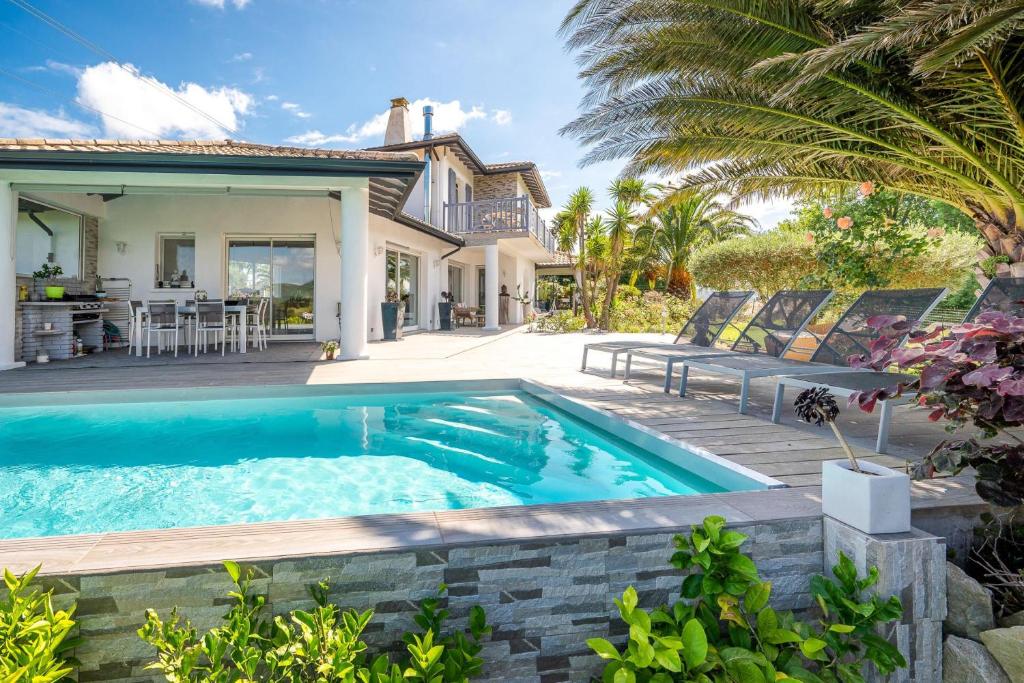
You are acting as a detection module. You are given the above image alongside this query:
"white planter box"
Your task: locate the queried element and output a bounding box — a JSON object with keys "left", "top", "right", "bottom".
{"left": 821, "top": 459, "right": 910, "bottom": 535}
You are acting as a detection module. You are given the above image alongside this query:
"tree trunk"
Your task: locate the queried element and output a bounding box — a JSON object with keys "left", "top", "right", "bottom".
{"left": 578, "top": 225, "right": 596, "bottom": 328}
{"left": 971, "top": 212, "right": 1024, "bottom": 283}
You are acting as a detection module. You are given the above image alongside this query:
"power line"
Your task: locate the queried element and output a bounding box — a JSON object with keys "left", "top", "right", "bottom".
{"left": 0, "top": 65, "right": 165, "bottom": 139}
{"left": 6, "top": 0, "right": 238, "bottom": 136}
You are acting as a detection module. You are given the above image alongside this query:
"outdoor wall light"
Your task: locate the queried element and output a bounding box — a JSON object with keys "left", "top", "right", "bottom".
{"left": 374, "top": 245, "right": 385, "bottom": 256}
{"left": 115, "top": 241, "right": 128, "bottom": 254}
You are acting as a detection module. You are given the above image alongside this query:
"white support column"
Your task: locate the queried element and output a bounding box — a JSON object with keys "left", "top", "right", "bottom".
{"left": 484, "top": 242, "right": 500, "bottom": 330}
{"left": 339, "top": 181, "right": 370, "bottom": 360}
{"left": 0, "top": 182, "right": 21, "bottom": 370}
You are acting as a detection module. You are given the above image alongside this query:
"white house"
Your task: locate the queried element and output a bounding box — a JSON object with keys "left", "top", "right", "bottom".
{"left": 0, "top": 97, "right": 557, "bottom": 368}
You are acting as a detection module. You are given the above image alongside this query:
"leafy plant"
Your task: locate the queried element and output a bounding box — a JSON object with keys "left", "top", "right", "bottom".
{"left": 691, "top": 231, "right": 818, "bottom": 301}
{"left": 794, "top": 388, "right": 861, "bottom": 474}
{"left": 138, "top": 561, "right": 489, "bottom": 682}
{"left": 587, "top": 516, "right": 906, "bottom": 683}
{"left": 31, "top": 263, "right": 63, "bottom": 282}
{"left": 847, "top": 312, "right": 1024, "bottom": 507}
{"left": 534, "top": 310, "right": 587, "bottom": 333}
{"left": 0, "top": 565, "right": 81, "bottom": 683}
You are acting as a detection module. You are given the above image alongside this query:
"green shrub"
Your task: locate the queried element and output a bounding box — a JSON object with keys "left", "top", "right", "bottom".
{"left": 691, "top": 232, "right": 820, "bottom": 300}
{"left": 1, "top": 566, "right": 80, "bottom": 683}
{"left": 535, "top": 310, "right": 587, "bottom": 333}
{"left": 588, "top": 515, "right": 905, "bottom": 683}
{"left": 609, "top": 290, "right": 697, "bottom": 333}
{"left": 139, "top": 561, "right": 490, "bottom": 682}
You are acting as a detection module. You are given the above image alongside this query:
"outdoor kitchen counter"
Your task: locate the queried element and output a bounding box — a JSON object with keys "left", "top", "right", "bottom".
{"left": 18, "top": 301, "right": 106, "bottom": 361}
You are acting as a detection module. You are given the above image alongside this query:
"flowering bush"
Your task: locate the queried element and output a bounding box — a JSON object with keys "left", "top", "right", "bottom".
{"left": 847, "top": 311, "right": 1024, "bottom": 507}
{"left": 609, "top": 289, "right": 697, "bottom": 333}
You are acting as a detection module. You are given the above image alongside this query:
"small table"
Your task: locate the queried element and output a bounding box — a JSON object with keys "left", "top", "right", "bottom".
{"left": 135, "top": 303, "right": 249, "bottom": 357}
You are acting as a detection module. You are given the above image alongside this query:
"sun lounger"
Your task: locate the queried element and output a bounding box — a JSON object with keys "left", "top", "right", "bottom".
{"left": 580, "top": 290, "right": 753, "bottom": 377}
{"left": 673, "top": 288, "right": 948, "bottom": 415}
{"left": 772, "top": 278, "right": 1024, "bottom": 453}
{"left": 622, "top": 289, "right": 834, "bottom": 393}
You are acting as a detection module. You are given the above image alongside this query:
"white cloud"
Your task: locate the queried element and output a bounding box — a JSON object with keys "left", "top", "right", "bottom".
{"left": 231, "top": 52, "right": 252, "bottom": 62}
{"left": 45, "top": 60, "right": 82, "bottom": 77}
{"left": 0, "top": 102, "right": 94, "bottom": 138}
{"left": 265, "top": 94, "right": 278, "bottom": 101}
{"left": 193, "top": 0, "right": 250, "bottom": 8}
{"left": 539, "top": 169, "right": 562, "bottom": 180}
{"left": 285, "top": 97, "right": 488, "bottom": 147}
{"left": 492, "top": 109, "right": 512, "bottom": 125}
{"left": 281, "top": 101, "right": 311, "bottom": 119}
{"left": 76, "top": 61, "right": 252, "bottom": 138}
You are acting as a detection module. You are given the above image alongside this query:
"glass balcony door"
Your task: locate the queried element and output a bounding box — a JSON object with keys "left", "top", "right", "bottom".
{"left": 227, "top": 237, "right": 315, "bottom": 339}
{"left": 385, "top": 248, "right": 420, "bottom": 328}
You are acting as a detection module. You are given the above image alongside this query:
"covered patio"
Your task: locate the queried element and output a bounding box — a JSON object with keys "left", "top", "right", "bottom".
{"left": 0, "top": 139, "right": 426, "bottom": 369}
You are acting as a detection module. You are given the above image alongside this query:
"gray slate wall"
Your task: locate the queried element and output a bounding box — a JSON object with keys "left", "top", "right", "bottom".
{"left": 44, "top": 517, "right": 825, "bottom": 683}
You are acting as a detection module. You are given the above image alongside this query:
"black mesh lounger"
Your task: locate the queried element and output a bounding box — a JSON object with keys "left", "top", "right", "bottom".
{"left": 771, "top": 279, "right": 1024, "bottom": 453}
{"left": 964, "top": 277, "right": 1024, "bottom": 321}
{"left": 623, "top": 290, "right": 834, "bottom": 392}
{"left": 580, "top": 290, "right": 753, "bottom": 377}
{"left": 676, "top": 288, "right": 948, "bottom": 415}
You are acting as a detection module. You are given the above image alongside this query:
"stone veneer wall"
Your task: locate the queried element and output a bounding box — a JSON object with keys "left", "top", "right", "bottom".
{"left": 32, "top": 516, "right": 946, "bottom": 683}
{"left": 473, "top": 172, "right": 521, "bottom": 202}
{"left": 824, "top": 518, "right": 946, "bottom": 683}
{"left": 42, "top": 518, "right": 823, "bottom": 683}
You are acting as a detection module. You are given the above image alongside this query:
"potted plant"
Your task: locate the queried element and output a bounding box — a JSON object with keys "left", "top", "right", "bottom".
{"left": 320, "top": 340, "right": 339, "bottom": 361}
{"left": 32, "top": 263, "right": 64, "bottom": 300}
{"left": 380, "top": 289, "right": 405, "bottom": 341}
{"left": 795, "top": 386, "right": 910, "bottom": 534}
{"left": 512, "top": 285, "right": 532, "bottom": 322}
{"left": 438, "top": 291, "right": 454, "bottom": 331}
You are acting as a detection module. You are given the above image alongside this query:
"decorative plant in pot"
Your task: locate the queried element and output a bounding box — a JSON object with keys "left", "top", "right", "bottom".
{"left": 380, "top": 289, "right": 405, "bottom": 341}
{"left": 320, "top": 339, "right": 339, "bottom": 361}
{"left": 794, "top": 386, "right": 911, "bottom": 534}
{"left": 32, "top": 263, "right": 64, "bottom": 300}
{"left": 438, "top": 291, "right": 454, "bottom": 331}
{"left": 512, "top": 285, "right": 532, "bottom": 323}
{"left": 847, "top": 310, "right": 1024, "bottom": 614}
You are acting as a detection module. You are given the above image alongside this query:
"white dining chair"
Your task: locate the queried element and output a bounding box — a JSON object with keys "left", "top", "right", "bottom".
{"left": 247, "top": 297, "right": 269, "bottom": 350}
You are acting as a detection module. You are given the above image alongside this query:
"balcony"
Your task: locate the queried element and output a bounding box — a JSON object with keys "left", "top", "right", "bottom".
{"left": 443, "top": 196, "right": 557, "bottom": 253}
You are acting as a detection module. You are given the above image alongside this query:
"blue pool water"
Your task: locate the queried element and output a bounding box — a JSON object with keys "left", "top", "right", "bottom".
{"left": 0, "top": 390, "right": 734, "bottom": 538}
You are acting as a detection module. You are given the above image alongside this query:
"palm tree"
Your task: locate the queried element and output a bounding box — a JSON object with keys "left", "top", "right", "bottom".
{"left": 560, "top": 1, "right": 1024, "bottom": 278}
{"left": 600, "top": 200, "right": 634, "bottom": 328}
{"left": 556, "top": 187, "right": 597, "bottom": 327}
{"left": 637, "top": 189, "right": 756, "bottom": 297}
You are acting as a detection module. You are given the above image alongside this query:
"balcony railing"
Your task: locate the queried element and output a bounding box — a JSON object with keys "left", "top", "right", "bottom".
{"left": 443, "top": 196, "right": 557, "bottom": 253}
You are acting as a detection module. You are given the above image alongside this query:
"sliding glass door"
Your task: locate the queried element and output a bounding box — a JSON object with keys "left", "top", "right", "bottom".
{"left": 227, "top": 237, "right": 315, "bottom": 339}
{"left": 385, "top": 248, "right": 420, "bottom": 328}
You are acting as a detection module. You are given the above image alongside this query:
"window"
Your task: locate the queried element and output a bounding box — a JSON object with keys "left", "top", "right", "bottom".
{"left": 156, "top": 233, "right": 196, "bottom": 286}
{"left": 465, "top": 184, "right": 472, "bottom": 203}
{"left": 15, "top": 199, "right": 82, "bottom": 278}
{"left": 448, "top": 263, "right": 464, "bottom": 304}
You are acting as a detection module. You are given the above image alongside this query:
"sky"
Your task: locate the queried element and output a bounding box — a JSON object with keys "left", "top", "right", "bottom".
{"left": 0, "top": 0, "right": 791, "bottom": 226}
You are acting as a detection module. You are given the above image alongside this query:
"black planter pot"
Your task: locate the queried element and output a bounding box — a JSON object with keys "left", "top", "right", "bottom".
{"left": 437, "top": 302, "right": 454, "bottom": 331}
{"left": 381, "top": 302, "right": 405, "bottom": 340}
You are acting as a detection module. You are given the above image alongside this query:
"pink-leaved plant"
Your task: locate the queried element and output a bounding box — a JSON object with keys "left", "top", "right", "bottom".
{"left": 846, "top": 311, "right": 1024, "bottom": 507}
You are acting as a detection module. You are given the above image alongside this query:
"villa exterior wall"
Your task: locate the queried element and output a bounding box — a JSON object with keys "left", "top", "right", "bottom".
{"left": 38, "top": 517, "right": 841, "bottom": 683}
{"left": 473, "top": 172, "right": 519, "bottom": 202}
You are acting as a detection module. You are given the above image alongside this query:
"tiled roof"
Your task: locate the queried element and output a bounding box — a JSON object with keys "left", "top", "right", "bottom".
{"left": 367, "top": 134, "right": 552, "bottom": 208}
{"left": 0, "top": 138, "right": 418, "bottom": 162}
{"left": 537, "top": 251, "right": 575, "bottom": 267}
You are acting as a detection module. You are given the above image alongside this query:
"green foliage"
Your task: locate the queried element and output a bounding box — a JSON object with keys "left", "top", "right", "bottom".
{"left": 588, "top": 516, "right": 907, "bottom": 683}
{"left": 0, "top": 565, "right": 80, "bottom": 683}
{"left": 535, "top": 310, "right": 588, "bottom": 333}
{"left": 980, "top": 255, "right": 1011, "bottom": 279}
{"left": 690, "top": 231, "right": 818, "bottom": 300}
{"left": 31, "top": 263, "right": 64, "bottom": 281}
{"left": 138, "top": 562, "right": 489, "bottom": 682}
{"left": 609, "top": 289, "right": 697, "bottom": 334}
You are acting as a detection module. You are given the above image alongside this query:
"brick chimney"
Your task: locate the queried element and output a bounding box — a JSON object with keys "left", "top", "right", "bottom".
{"left": 384, "top": 97, "right": 412, "bottom": 146}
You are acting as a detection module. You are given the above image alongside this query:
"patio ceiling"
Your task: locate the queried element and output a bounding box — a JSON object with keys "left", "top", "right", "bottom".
{"left": 0, "top": 139, "right": 427, "bottom": 228}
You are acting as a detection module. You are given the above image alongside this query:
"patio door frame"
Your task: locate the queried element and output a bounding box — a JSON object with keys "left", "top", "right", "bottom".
{"left": 385, "top": 243, "right": 423, "bottom": 331}
{"left": 223, "top": 233, "right": 317, "bottom": 341}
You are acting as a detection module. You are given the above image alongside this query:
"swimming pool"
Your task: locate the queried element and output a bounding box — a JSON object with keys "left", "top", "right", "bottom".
{"left": 0, "top": 381, "right": 774, "bottom": 539}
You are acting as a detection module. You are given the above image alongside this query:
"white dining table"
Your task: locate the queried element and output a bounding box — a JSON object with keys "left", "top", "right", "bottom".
{"left": 134, "top": 303, "right": 249, "bottom": 357}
